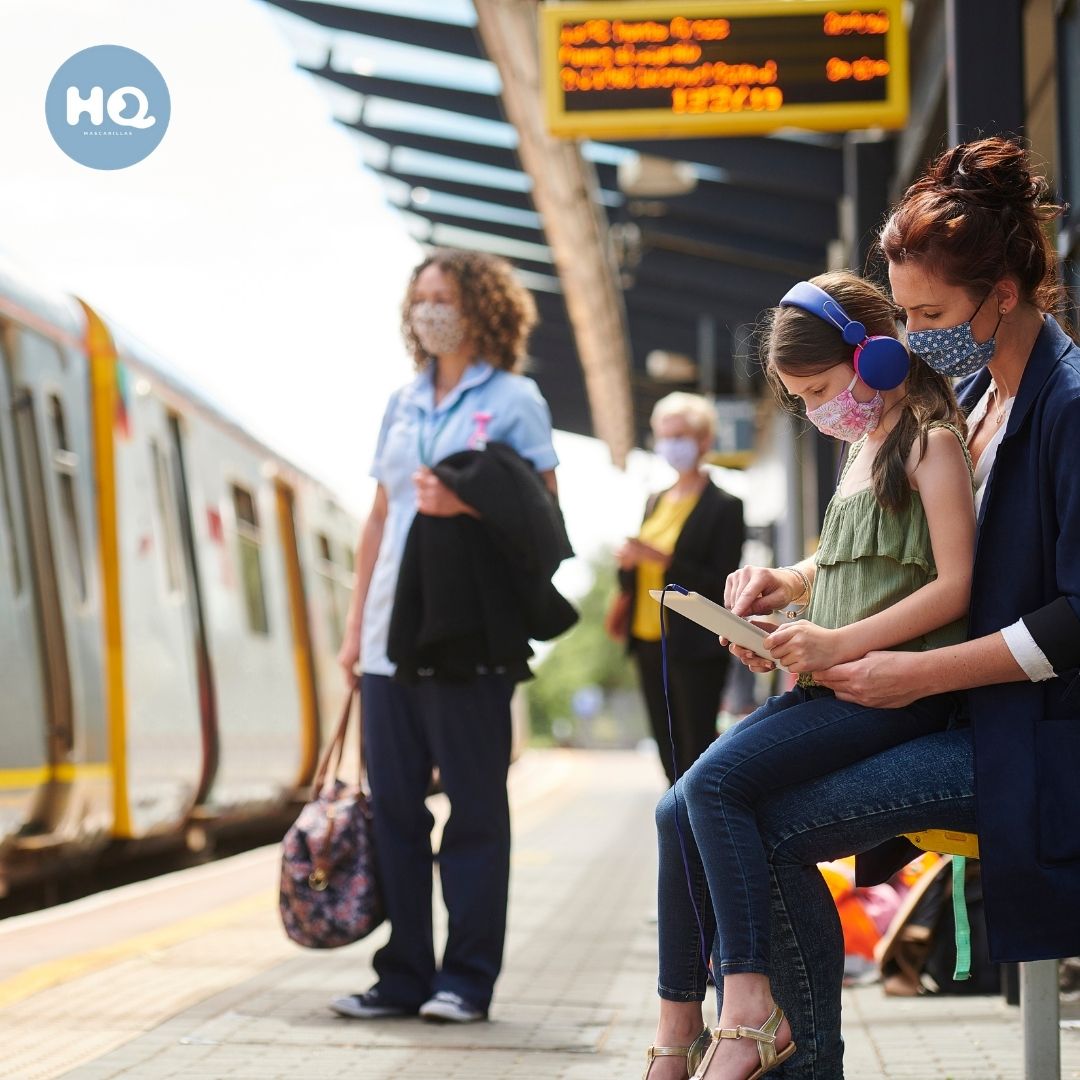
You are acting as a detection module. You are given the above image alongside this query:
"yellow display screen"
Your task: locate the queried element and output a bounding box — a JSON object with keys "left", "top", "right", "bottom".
{"left": 539, "top": 1, "right": 908, "bottom": 139}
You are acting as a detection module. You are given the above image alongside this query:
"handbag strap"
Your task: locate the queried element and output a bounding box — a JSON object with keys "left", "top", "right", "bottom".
{"left": 311, "top": 678, "right": 363, "bottom": 798}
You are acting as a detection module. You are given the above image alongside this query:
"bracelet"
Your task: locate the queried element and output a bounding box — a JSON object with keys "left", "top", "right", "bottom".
{"left": 779, "top": 565, "right": 811, "bottom": 618}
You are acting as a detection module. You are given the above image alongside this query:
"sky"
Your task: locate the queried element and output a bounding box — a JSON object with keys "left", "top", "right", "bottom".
{"left": 0, "top": 0, "right": 759, "bottom": 598}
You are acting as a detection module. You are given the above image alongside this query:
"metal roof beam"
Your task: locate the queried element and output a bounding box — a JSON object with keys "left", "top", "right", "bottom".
{"left": 657, "top": 182, "right": 838, "bottom": 249}
{"left": 389, "top": 203, "right": 547, "bottom": 246}
{"left": 265, "top": 1, "right": 484, "bottom": 58}
{"left": 616, "top": 137, "right": 843, "bottom": 202}
{"left": 474, "top": 0, "right": 634, "bottom": 465}
{"left": 342, "top": 119, "right": 520, "bottom": 172}
{"left": 304, "top": 66, "right": 505, "bottom": 124}
{"left": 634, "top": 216, "right": 824, "bottom": 280}
{"left": 384, "top": 169, "right": 534, "bottom": 212}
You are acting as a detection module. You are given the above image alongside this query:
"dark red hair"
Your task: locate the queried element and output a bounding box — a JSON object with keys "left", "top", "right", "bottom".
{"left": 880, "top": 137, "right": 1066, "bottom": 316}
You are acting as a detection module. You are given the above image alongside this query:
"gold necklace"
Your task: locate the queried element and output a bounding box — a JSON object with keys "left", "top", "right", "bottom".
{"left": 988, "top": 382, "right": 1012, "bottom": 426}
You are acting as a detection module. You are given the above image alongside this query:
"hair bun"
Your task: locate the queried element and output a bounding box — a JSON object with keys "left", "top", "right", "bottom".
{"left": 931, "top": 137, "right": 1045, "bottom": 212}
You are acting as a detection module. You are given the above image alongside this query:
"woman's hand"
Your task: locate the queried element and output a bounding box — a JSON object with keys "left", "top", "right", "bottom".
{"left": 814, "top": 651, "right": 929, "bottom": 708}
{"left": 413, "top": 467, "right": 478, "bottom": 517}
{"left": 337, "top": 625, "right": 361, "bottom": 684}
{"left": 724, "top": 618, "right": 780, "bottom": 673}
{"left": 615, "top": 538, "right": 670, "bottom": 570}
{"left": 725, "top": 566, "right": 796, "bottom": 617}
{"left": 764, "top": 622, "right": 848, "bottom": 674}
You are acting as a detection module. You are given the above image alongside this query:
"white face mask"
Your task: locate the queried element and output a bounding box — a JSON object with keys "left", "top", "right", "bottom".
{"left": 655, "top": 436, "right": 700, "bottom": 472}
{"left": 411, "top": 301, "right": 467, "bottom": 357}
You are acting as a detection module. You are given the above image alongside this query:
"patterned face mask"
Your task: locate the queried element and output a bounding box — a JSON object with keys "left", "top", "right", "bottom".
{"left": 411, "top": 301, "right": 467, "bottom": 357}
{"left": 907, "top": 293, "right": 1002, "bottom": 377}
{"left": 805, "top": 374, "right": 883, "bottom": 442}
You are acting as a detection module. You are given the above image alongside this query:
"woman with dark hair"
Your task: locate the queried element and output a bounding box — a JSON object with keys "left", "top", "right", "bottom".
{"left": 331, "top": 249, "right": 563, "bottom": 1025}
{"left": 644, "top": 270, "right": 977, "bottom": 1079}
{"left": 718, "top": 137, "right": 1080, "bottom": 1079}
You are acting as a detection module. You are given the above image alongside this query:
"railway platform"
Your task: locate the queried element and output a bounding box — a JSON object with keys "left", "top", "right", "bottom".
{"left": 1, "top": 748, "right": 1077, "bottom": 1080}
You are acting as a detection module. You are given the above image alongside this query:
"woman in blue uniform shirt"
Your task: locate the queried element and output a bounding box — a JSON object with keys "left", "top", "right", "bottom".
{"left": 332, "top": 249, "right": 559, "bottom": 1025}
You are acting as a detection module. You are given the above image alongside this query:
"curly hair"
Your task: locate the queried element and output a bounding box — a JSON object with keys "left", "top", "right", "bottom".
{"left": 400, "top": 249, "right": 538, "bottom": 371}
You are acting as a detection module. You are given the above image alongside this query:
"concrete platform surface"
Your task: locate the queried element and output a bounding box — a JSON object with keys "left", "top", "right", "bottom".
{"left": 0, "top": 748, "right": 1077, "bottom": 1079}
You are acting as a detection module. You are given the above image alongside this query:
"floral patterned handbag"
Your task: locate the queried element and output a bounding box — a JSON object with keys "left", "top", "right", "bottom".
{"left": 279, "top": 681, "right": 384, "bottom": 948}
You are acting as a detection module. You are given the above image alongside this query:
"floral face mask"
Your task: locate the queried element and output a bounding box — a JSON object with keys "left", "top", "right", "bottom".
{"left": 411, "top": 301, "right": 467, "bottom": 357}
{"left": 805, "top": 374, "right": 883, "bottom": 442}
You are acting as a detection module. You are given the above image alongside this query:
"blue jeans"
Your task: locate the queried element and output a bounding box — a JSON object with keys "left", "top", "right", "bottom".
{"left": 656, "top": 689, "right": 975, "bottom": 1076}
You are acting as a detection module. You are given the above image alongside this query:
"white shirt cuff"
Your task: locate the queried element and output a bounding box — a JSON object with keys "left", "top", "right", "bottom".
{"left": 1001, "top": 620, "right": 1057, "bottom": 682}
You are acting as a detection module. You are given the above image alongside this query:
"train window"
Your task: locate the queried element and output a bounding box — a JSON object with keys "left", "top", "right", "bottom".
{"left": 315, "top": 532, "right": 346, "bottom": 642}
{"left": 150, "top": 440, "right": 184, "bottom": 595}
{"left": 231, "top": 482, "right": 269, "bottom": 635}
{"left": 47, "top": 394, "right": 87, "bottom": 603}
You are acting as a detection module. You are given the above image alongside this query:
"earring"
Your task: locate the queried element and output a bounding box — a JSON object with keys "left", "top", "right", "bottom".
{"left": 999, "top": 307, "right": 1007, "bottom": 315}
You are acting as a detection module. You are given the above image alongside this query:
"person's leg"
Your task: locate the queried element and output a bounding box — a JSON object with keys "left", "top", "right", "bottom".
{"left": 758, "top": 727, "right": 978, "bottom": 1079}
{"left": 419, "top": 673, "right": 514, "bottom": 1013}
{"left": 652, "top": 782, "right": 713, "bottom": 1079}
{"left": 360, "top": 675, "right": 437, "bottom": 1009}
{"left": 635, "top": 640, "right": 678, "bottom": 785}
{"left": 684, "top": 691, "right": 955, "bottom": 1078}
{"left": 684, "top": 689, "right": 954, "bottom": 979}
{"left": 669, "top": 656, "right": 727, "bottom": 774}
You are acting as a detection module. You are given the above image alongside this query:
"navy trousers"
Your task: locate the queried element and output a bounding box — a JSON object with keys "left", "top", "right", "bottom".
{"left": 361, "top": 672, "right": 513, "bottom": 1011}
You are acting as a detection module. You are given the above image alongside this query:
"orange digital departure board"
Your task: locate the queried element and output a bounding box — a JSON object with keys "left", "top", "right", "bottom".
{"left": 539, "top": 1, "right": 908, "bottom": 139}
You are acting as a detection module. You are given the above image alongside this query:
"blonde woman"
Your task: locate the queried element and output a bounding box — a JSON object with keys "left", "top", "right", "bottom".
{"left": 614, "top": 393, "right": 745, "bottom": 785}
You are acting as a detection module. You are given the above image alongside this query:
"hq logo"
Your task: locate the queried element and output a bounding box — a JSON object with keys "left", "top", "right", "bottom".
{"left": 45, "top": 45, "right": 170, "bottom": 170}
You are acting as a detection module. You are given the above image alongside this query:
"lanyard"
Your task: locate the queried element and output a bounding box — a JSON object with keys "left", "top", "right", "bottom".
{"left": 416, "top": 388, "right": 471, "bottom": 467}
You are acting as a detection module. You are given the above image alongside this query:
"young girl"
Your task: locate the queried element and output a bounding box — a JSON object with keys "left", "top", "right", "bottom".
{"left": 644, "top": 270, "right": 976, "bottom": 1080}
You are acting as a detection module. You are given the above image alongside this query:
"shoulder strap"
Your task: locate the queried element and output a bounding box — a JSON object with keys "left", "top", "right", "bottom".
{"left": 311, "top": 680, "right": 364, "bottom": 798}
{"left": 926, "top": 420, "right": 976, "bottom": 482}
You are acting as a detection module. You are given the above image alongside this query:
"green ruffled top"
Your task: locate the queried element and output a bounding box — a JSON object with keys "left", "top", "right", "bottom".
{"left": 799, "top": 422, "right": 972, "bottom": 686}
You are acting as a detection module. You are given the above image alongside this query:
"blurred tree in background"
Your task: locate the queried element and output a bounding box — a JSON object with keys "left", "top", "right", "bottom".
{"left": 527, "top": 552, "right": 643, "bottom": 745}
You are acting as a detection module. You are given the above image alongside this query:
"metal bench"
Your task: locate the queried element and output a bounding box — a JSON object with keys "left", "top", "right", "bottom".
{"left": 903, "top": 830, "right": 1060, "bottom": 1079}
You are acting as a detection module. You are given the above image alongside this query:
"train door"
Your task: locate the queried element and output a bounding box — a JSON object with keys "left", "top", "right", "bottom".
{"left": 274, "top": 480, "right": 320, "bottom": 789}
{"left": 166, "top": 413, "right": 219, "bottom": 804}
{"left": 1, "top": 326, "right": 108, "bottom": 840}
{"left": 0, "top": 326, "right": 51, "bottom": 841}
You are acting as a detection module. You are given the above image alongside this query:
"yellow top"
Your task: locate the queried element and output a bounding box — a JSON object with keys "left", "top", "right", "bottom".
{"left": 631, "top": 493, "right": 700, "bottom": 641}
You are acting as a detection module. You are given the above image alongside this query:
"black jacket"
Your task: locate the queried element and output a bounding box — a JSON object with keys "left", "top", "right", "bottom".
{"left": 620, "top": 480, "right": 746, "bottom": 660}
{"left": 387, "top": 442, "right": 578, "bottom": 682}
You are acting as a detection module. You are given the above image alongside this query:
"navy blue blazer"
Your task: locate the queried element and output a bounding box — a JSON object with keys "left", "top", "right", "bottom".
{"left": 960, "top": 315, "right": 1080, "bottom": 962}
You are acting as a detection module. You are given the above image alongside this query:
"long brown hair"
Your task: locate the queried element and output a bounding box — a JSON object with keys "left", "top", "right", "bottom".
{"left": 763, "top": 271, "right": 965, "bottom": 513}
{"left": 400, "top": 249, "right": 538, "bottom": 371}
{"left": 880, "top": 137, "right": 1068, "bottom": 320}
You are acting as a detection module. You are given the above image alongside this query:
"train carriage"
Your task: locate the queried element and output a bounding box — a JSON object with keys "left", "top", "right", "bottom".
{"left": 0, "top": 255, "right": 359, "bottom": 885}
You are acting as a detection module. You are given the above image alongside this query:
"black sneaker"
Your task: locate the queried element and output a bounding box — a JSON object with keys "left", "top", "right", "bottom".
{"left": 418, "top": 991, "right": 487, "bottom": 1023}
{"left": 329, "top": 988, "right": 417, "bottom": 1019}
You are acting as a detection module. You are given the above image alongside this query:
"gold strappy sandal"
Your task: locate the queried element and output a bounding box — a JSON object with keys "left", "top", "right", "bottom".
{"left": 643, "top": 1027, "right": 711, "bottom": 1079}
{"left": 690, "top": 1005, "right": 796, "bottom": 1080}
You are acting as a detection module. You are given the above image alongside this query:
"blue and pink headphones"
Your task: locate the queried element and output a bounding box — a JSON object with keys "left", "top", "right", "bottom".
{"left": 779, "top": 281, "right": 909, "bottom": 391}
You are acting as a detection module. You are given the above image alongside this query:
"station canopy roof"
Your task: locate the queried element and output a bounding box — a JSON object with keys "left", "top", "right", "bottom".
{"left": 262, "top": 0, "right": 842, "bottom": 459}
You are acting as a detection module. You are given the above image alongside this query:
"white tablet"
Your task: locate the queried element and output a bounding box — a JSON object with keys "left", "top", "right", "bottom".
{"left": 649, "top": 589, "right": 781, "bottom": 666}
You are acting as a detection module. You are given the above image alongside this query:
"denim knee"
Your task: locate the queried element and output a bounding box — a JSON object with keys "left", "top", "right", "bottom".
{"left": 655, "top": 785, "right": 678, "bottom": 836}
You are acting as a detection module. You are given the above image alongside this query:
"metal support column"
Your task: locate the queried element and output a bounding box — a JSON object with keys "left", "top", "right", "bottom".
{"left": 843, "top": 136, "right": 896, "bottom": 280}
{"left": 1020, "top": 960, "right": 1061, "bottom": 1080}
{"left": 946, "top": 0, "right": 1025, "bottom": 142}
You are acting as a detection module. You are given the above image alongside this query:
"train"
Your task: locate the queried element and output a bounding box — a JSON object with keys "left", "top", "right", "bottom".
{"left": 0, "top": 253, "right": 363, "bottom": 891}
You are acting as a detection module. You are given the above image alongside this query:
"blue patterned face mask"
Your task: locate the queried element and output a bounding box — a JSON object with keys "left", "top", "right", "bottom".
{"left": 907, "top": 292, "right": 1003, "bottom": 377}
